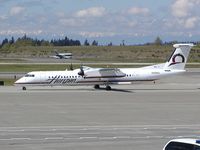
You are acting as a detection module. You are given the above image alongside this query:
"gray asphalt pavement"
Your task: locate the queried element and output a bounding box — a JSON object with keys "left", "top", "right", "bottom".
{"left": 0, "top": 69, "right": 200, "bottom": 150}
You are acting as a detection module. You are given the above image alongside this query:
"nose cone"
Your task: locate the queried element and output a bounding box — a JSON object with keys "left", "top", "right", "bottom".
{"left": 14, "top": 77, "right": 25, "bottom": 85}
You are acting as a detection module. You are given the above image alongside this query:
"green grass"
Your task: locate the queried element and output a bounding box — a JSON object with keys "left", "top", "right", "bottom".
{"left": 0, "top": 63, "right": 199, "bottom": 73}
{"left": 0, "top": 58, "right": 26, "bottom": 63}
{"left": 0, "top": 78, "right": 16, "bottom": 86}
{"left": 1, "top": 45, "right": 200, "bottom": 63}
{"left": 0, "top": 64, "right": 148, "bottom": 72}
{"left": 0, "top": 64, "right": 67, "bottom": 72}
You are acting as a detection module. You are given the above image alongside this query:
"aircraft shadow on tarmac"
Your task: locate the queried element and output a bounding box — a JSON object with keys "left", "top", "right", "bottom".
{"left": 96, "top": 87, "right": 133, "bottom": 93}
{"left": 28, "top": 87, "right": 133, "bottom": 93}
{"left": 23, "top": 87, "right": 199, "bottom": 93}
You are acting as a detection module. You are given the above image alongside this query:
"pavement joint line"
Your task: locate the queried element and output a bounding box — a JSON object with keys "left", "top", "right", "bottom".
{"left": 0, "top": 135, "right": 200, "bottom": 142}
{"left": 0, "top": 124, "right": 200, "bottom": 130}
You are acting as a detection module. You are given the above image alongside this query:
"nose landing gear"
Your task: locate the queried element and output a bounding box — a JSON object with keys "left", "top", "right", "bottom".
{"left": 94, "top": 84, "right": 100, "bottom": 89}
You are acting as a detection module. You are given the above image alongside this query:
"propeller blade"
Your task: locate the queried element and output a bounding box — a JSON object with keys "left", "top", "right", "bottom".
{"left": 78, "top": 64, "right": 84, "bottom": 76}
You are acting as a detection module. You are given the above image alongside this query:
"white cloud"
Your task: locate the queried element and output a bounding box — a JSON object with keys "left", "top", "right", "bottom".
{"left": 59, "top": 18, "right": 85, "bottom": 27}
{"left": 10, "top": 6, "right": 25, "bottom": 16}
{"left": 127, "top": 21, "right": 137, "bottom": 27}
{"left": 0, "top": 15, "right": 7, "bottom": 20}
{"left": 75, "top": 7, "right": 106, "bottom": 18}
{"left": 170, "top": 0, "right": 200, "bottom": 30}
{"left": 127, "top": 7, "right": 149, "bottom": 16}
{"left": 171, "top": 0, "right": 200, "bottom": 18}
{"left": 184, "top": 17, "right": 199, "bottom": 29}
{"left": 0, "top": 29, "right": 43, "bottom": 36}
{"left": 171, "top": 0, "right": 190, "bottom": 17}
{"left": 79, "top": 31, "right": 116, "bottom": 38}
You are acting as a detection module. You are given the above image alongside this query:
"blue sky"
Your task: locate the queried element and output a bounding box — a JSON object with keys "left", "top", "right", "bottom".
{"left": 0, "top": 0, "right": 200, "bottom": 44}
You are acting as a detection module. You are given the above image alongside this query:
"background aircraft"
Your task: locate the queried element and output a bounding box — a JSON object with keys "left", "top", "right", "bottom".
{"left": 15, "top": 43, "right": 194, "bottom": 90}
{"left": 50, "top": 51, "right": 72, "bottom": 59}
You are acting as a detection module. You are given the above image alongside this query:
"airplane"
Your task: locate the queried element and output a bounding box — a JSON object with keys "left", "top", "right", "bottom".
{"left": 15, "top": 43, "right": 194, "bottom": 91}
{"left": 50, "top": 51, "right": 72, "bottom": 59}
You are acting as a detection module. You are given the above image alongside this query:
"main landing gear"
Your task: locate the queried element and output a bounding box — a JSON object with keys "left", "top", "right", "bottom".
{"left": 22, "top": 86, "right": 26, "bottom": 90}
{"left": 94, "top": 84, "right": 112, "bottom": 91}
{"left": 106, "top": 85, "right": 111, "bottom": 91}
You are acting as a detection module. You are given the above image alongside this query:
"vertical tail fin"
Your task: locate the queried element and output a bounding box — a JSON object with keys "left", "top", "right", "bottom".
{"left": 54, "top": 50, "right": 59, "bottom": 55}
{"left": 164, "top": 43, "right": 194, "bottom": 70}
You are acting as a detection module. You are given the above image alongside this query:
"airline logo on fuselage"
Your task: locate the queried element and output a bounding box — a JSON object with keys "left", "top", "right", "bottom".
{"left": 169, "top": 53, "right": 185, "bottom": 66}
{"left": 47, "top": 75, "right": 76, "bottom": 84}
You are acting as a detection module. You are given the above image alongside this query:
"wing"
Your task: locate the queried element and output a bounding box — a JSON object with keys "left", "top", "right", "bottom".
{"left": 84, "top": 68, "right": 126, "bottom": 78}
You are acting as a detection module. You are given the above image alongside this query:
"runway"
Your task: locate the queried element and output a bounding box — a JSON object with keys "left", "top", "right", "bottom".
{"left": 0, "top": 69, "right": 200, "bottom": 150}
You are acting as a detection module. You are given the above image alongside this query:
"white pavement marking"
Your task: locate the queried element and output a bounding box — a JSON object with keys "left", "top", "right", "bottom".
{"left": 79, "top": 137, "right": 98, "bottom": 139}
{"left": 0, "top": 124, "right": 200, "bottom": 130}
{"left": 10, "top": 138, "right": 31, "bottom": 140}
{"left": 44, "top": 137, "right": 64, "bottom": 140}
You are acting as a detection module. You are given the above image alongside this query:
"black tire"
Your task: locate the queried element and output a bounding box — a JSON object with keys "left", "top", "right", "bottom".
{"left": 22, "top": 87, "right": 26, "bottom": 90}
{"left": 106, "top": 85, "right": 111, "bottom": 91}
{"left": 94, "top": 84, "right": 100, "bottom": 89}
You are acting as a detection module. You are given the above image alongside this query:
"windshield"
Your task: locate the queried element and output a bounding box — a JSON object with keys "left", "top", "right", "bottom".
{"left": 165, "top": 142, "right": 200, "bottom": 150}
{"left": 25, "top": 74, "right": 35, "bottom": 77}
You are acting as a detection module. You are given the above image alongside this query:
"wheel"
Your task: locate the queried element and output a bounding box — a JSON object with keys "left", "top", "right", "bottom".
{"left": 94, "top": 84, "right": 100, "bottom": 89}
{"left": 106, "top": 85, "right": 111, "bottom": 91}
{"left": 22, "top": 86, "right": 26, "bottom": 90}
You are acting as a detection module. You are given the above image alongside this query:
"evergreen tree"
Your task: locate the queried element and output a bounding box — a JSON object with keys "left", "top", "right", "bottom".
{"left": 92, "top": 40, "right": 98, "bottom": 46}
{"left": 154, "top": 36, "right": 163, "bottom": 45}
{"left": 108, "top": 42, "right": 113, "bottom": 46}
{"left": 1, "top": 38, "right": 9, "bottom": 47}
{"left": 9, "top": 37, "right": 15, "bottom": 45}
{"left": 84, "top": 39, "right": 90, "bottom": 46}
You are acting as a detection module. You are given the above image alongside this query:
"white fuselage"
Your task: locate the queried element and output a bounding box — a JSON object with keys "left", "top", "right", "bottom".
{"left": 51, "top": 53, "right": 72, "bottom": 59}
{"left": 14, "top": 43, "right": 194, "bottom": 89}
{"left": 15, "top": 68, "right": 185, "bottom": 86}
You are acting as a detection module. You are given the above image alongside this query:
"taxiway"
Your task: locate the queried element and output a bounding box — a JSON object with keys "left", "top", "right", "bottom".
{"left": 0, "top": 69, "right": 200, "bottom": 150}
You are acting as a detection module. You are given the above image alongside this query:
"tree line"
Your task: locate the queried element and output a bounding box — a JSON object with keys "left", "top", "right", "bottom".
{"left": 1, "top": 35, "right": 199, "bottom": 48}
{"left": 0, "top": 35, "right": 100, "bottom": 48}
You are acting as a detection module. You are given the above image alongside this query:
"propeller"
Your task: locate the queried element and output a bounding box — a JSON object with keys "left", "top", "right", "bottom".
{"left": 78, "top": 64, "right": 84, "bottom": 76}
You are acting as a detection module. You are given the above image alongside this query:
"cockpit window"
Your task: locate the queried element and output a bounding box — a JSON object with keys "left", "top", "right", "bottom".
{"left": 25, "top": 74, "right": 35, "bottom": 77}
